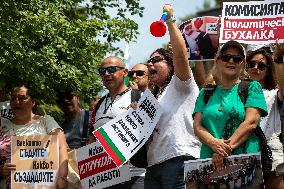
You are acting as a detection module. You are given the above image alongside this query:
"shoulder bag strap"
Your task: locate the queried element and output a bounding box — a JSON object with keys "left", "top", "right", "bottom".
{"left": 203, "top": 84, "right": 217, "bottom": 105}
{"left": 81, "top": 110, "right": 90, "bottom": 147}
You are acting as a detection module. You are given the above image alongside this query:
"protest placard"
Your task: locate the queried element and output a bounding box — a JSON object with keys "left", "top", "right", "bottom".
{"left": 93, "top": 89, "right": 162, "bottom": 167}
{"left": 220, "top": 0, "right": 284, "bottom": 44}
{"left": 11, "top": 135, "right": 59, "bottom": 189}
{"left": 184, "top": 153, "right": 263, "bottom": 189}
{"left": 180, "top": 16, "right": 219, "bottom": 61}
{"left": 76, "top": 141, "right": 131, "bottom": 189}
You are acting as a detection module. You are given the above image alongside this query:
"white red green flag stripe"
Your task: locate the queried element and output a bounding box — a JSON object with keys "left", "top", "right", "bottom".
{"left": 93, "top": 127, "right": 126, "bottom": 167}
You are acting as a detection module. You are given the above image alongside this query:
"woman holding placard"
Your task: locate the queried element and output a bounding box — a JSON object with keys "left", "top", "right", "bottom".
{"left": 0, "top": 85, "right": 68, "bottom": 189}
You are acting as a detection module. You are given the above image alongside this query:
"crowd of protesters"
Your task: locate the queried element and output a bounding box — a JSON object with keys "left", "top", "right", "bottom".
{"left": 0, "top": 3, "right": 284, "bottom": 189}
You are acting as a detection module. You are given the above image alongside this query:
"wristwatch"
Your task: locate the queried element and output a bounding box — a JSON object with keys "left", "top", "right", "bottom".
{"left": 274, "top": 55, "right": 284, "bottom": 64}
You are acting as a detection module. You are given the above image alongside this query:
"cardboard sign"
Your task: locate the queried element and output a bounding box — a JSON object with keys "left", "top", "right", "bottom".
{"left": 11, "top": 135, "right": 59, "bottom": 189}
{"left": 93, "top": 89, "right": 162, "bottom": 167}
{"left": 76, "top": 141, "right": 131, "bottom": 189}
{"left": 220, "top": 0, "right": 284, "bottom": 44}
{"left": 184, "top": 153, "right": 264, "bottom": 189}
{"left": 180, "top": 16, "right": 219, "bottom": 61}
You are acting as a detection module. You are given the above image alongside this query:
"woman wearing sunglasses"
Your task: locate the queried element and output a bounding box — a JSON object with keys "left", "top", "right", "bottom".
{"left": 193, "top": 41, "right": 268, "bottom": 175}
{"left": 246, "top": 45, "right": 284, "bottom": 188}
{"left": 144, "top": 4, "right": 200, "bottom": 189}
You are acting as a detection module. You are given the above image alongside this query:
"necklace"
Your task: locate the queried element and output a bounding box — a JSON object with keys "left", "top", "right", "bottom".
{"left": 218, "top": 87, "right": 233, "bottom": 112}
{"left": 103, "top": 88, "right": 130, "bottom": 114}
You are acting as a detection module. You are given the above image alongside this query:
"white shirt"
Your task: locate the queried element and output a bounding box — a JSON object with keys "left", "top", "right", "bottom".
{"left": 95, "top": 89, "right": 131, "bottom": 130}
{"left": 261, "top": 89, "right": 283, "bottom": 171}
{"left": 147, "top": 74, "right": 201, "bottom": 166}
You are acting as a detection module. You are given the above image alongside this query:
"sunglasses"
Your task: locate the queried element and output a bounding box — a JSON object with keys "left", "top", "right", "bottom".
{"left": 128, "top": 70, "right": 146, "bottom": 78}
{"left": 219, "top": 54, "right": 244, "bottom": 63}
{"left": 11, "top": 95, "right": 30, "bottom": 102}
{"left": 147, "top": 56, "right": 165, "bottom": 64}
{"left": 247, "top": 61, "right": 267, "bottom": 71}
{"left": 98, "top": 66, "right": 124, "bottom": 76}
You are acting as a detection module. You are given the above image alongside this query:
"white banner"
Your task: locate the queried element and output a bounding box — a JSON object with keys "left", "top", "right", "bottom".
{"left": 220, "top": 0, "right": 284, "bottom": 44}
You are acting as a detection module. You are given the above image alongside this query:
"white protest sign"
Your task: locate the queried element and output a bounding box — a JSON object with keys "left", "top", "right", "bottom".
{"left": 220, "top": 0, "right": 284, "bottom": 44}
{"left": 93, "top": 89, "right": 162, "bottom": 167}
{"left": 11, "top": 135, "right": 59, "bottom": 189}
{"left": 76, "top": 141, "right": 131, "bottom": 189}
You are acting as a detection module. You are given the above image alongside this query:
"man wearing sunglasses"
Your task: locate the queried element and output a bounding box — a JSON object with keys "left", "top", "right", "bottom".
{"left": 56, "top": 90, "right": 94, "bottom": 150}
{"left": 95, "top": 56, "right": 145, "bottom": 189}
{"left": 129, "top": 64, "right": 149, "bottom": 92}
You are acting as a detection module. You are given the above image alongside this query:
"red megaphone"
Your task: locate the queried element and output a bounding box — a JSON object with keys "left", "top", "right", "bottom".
{"left": 150, "top": 12, "right": 168, "bottom": 37}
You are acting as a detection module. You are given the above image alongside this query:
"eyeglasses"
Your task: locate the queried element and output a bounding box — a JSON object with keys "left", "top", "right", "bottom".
{"left": 147, "top": 56, "right": 165, "bottom": 64}
{"left": 247, "top": 60, "right": 267, "bottom": 71}
{"left": 98, "top": 66, "right": 124, "bottom": 76}
{"left": 128, "top": 70, "right": 146, "bottom": 78}
{"left": 219, "top": 54, "right": 244, "bottom": 63}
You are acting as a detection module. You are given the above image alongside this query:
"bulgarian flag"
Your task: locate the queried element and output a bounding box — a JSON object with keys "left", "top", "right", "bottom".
{"left": 93, "top": 128, "right": 126, "bottom": 167}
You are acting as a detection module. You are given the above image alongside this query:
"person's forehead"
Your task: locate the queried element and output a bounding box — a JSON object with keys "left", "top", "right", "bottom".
{"left": 132, "top": 64, "right": 147, "bottom": 71}
{"left": 13, "top": 87, "right": 28, "bottom": 95}
{"left": 223, "top": 47, "right": 242, "bottom": 55}
{"left": 101, "top": 57, "right": 124, "bottom": 68}
{"left": 251, "top": 53, "right": 266, "bottom": 61}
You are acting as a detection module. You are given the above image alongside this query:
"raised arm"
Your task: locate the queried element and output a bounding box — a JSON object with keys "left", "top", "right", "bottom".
{"left": 164, "top": 4, "right": 191, "bottom": 81}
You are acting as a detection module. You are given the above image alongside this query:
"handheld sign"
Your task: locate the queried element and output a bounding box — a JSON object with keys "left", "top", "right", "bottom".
{"left": 180, "top": 16, "right": 219, "bottom": 61}
{"left": 93, "top": 89, "right": 163, "bottom": 167}
{"left": 76, "top": 141, "right": 131, "bottom": 189}
{"left": 11, "top": 135, "right": 59, "bottom": 189}
{"left": 150, "top": 12, "right": 167, "bottom": 37}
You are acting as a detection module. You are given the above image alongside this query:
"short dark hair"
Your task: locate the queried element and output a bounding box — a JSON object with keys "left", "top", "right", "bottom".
{"left": 246, "top": 48, "right": 277, "bottom": 90}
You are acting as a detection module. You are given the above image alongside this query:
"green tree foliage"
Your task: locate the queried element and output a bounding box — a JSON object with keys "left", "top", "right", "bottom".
{"left": 0, "top": 0, "right": 144, "bottom": 104}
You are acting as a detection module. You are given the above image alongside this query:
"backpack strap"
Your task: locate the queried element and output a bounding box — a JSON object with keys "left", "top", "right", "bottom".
{"left": 237, "top": 80, "right": 251, "bottom": 105}
{"left": 81, "top": 110, "right": 90, "bottom": 147}
{"left": 203, "top": 84, "right": 217, "bottom": 105}
{"left": 90, "top": 96, "right": 106, "bottom": 128}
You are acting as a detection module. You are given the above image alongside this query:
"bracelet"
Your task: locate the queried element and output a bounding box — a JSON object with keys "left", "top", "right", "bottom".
{"left": 58, "top": 175, "right": 68, "bottom": 182}
{"left": 166, "top": 16, "right": 176, "bottom": 24}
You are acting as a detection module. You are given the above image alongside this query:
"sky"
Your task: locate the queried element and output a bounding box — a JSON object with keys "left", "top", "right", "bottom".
{"left": 117, "top": 0, "right": 216, "bottom": 68}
